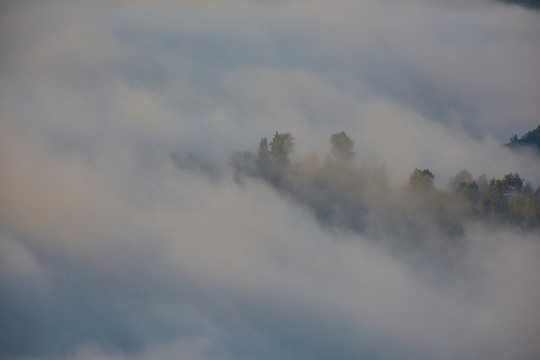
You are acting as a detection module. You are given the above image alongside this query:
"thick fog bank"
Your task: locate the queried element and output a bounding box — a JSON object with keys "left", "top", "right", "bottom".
{"left": 1, "top": 0, "right": 540, "bottom": 359}
{"left": 1, "top": 155, "right": 539, "bottom": 359}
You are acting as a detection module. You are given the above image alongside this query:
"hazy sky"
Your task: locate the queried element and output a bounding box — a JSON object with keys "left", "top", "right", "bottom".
{"left": 1, "top": 1, "right": 540, "bottom": 359}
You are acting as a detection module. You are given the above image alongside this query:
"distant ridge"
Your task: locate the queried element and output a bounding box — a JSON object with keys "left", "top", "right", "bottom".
{"left": 506, "top": 125, "right": 540, "bottom": 153}
{"left": 500, "top": 0, "right": 540, "bottom": 9}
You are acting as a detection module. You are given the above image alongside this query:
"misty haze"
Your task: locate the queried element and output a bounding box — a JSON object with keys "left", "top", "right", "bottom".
{"left": 1, "top": 1, "right": 539, "bottom": 360}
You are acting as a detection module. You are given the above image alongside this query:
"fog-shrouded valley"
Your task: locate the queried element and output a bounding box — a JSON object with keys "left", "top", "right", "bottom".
{"left": 1, "top": 1, "right": 540, "bottom": 360}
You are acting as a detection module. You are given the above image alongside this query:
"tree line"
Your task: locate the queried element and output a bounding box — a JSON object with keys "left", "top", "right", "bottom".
{"left": 229, "top": 131, "right": 540, "bottom": 232}
{"left": 506, "top": 124, "right": 540, "bottom": 153}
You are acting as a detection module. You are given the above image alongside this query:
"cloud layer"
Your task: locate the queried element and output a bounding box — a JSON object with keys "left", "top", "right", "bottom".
{"left": 1, "top": 1, "right": 540, "bottom": 359}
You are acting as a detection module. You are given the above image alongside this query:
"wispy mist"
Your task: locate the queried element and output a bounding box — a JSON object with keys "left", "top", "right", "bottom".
{"left": 1, "top": 1, "right": 539, "bottom": 359}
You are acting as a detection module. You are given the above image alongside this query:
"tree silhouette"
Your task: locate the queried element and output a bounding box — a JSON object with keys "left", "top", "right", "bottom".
{"left": 409, "top": 168, "right": 434, "bottom": 191}
{"left": 330, "top": 131, "right": 356, "bottom": 162}
{"left": 270, "top": 131, "right": 295, "bottom": 172}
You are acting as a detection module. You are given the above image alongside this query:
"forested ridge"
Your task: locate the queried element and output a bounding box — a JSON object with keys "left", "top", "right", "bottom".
{"left": 221, "top": 130, "right": 540, "bottom": 242}
{"left": 506, "top": 124, "right": 540, "bottom": 153}
{"left": 500, "top": 0, "right": 540, "bottom": 8}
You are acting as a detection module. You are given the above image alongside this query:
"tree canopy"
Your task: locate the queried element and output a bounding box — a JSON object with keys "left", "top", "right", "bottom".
{"left": 409, "top": 168, "right": 435, "bottom": 191}
{"left": 506, "top": 124, "right": 540, "bottom": 152}
{"left": 270, "top": 131, "right": 295, "bottom": 172}
{"left": 224, "top": 129, "right": 540, "bottom": 231}
{"left": 330, "top": 131, "right": 356, "bottom": 162}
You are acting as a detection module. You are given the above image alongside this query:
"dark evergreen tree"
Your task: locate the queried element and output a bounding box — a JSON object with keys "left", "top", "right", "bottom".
{"left": 409, "top": 168, "right": 435, "bottom": 192}
{"left": 255, "top": 137, "right": 272, "bottom": 176}
{"left": 270, "top": 131, "right": 295, "bottom": 173}
{"left": 457, "top": 181, "right": 480, "bottom": 203}
{"left": 330, "top": 131, "right": 356, "bottom": 162}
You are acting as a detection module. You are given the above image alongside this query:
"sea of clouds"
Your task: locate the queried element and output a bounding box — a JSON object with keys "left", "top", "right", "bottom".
{"left": 1, "top": 1, "right": 539, "bottom": 359}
